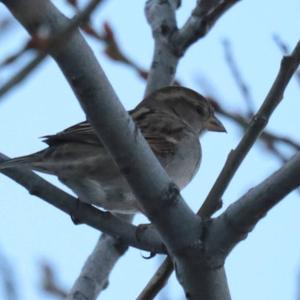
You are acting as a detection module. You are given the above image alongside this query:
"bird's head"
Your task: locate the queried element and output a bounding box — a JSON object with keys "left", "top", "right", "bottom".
{"left": 140, "top": 86, "right": 226, "bottom": 135}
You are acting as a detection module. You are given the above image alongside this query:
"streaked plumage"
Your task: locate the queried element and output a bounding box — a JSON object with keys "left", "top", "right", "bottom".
{"left": 0, "top": 86, "right": 226, "bottom": 213}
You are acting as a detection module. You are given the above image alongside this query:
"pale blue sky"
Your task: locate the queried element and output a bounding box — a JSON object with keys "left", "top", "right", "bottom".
{"left": 0, "top": 1, "right": 300, "bottom": 299}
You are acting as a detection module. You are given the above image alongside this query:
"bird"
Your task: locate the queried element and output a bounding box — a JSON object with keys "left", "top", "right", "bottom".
{"left": 0, "top": 86, "right": 226, "bottom": 214}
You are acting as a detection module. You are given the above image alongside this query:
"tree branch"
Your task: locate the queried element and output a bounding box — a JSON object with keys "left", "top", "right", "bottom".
{"left": 0, "top": 153, "right": 164, "bottom": 253}
{"left": 215, "top": 102, "right": 300, "bottom": 161}
{"left": 207, "top": 151, "right": 300, "bottom": 257}
{"left": 67, "top": 233, "right": 129, "bottom": 300}
{"left": 144, "top": 0, "right": 240, "bottom": 96}
{"left": 137, "top": 257, "right": 173, "bottom": 300}
{"left": 0, "top": 246, "right": 19, "bottom": 300}
{"left": 0, "top": 53, "right": 46, "bottom": 99}
{"left": 0, "top": 0, "right": 105, "bottom": 100}
{"left": 273, "top": 34, "right": 300, "bottom": 86}
{"left": 144, "top": 0, "right": 179, "bottom": 95}
{"left": 172, "top": 0, "right": 239, "bottom": 54}
{"left": 222, "top": 38, "right": 255, "bottom": 115}
{"left": 41, "top": 262, "right": 67, "bottom": 299}
{"left": 199, "top": 40, "right": 300, "bottom": 218}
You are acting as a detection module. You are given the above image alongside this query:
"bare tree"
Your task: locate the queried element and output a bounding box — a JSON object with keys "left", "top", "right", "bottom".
{"left": 0, "top": 1, "right": 299, "bottom": 299}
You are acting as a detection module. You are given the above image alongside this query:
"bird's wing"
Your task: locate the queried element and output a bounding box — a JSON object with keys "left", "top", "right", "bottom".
{"left": 141, "top": 134, "right": 177, "bottom": 157}
{"left": 41, "top": 108, "right": 149, "bottom": 146}
{"left": 42, "top": 110, "right": 140, "bottom": 146}
{"left": 42, "top": 111, "right": 180, "bottom": 157}
{"left": 132, "top": 108, "right": 181, "bottom": 158}
{"left": 42, "top": 121, "right": 101, "bottom": 146}
{"left": 0, "top": 110, "right": 181, "bottom": 172}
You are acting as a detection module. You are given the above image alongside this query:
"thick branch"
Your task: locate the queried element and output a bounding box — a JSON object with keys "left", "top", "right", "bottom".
{"left": 200, "top": 40, "right": 300, "bottom": 218}
{"left": 144, "top": 0, "right": 179, "bottom": 95}
{"left": 207, "top": 151, "right": 300, "bottom": 256}
{"left": 175, "top": 152, "right": 300, "bottom": 300}
{"left": 67, "top": 234, "right": 129, "bottom": 300}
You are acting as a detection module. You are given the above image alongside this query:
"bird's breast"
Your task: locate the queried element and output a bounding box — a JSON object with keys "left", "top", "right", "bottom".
{"left": 159, "top": 134, "right": 201, "bottom": 190}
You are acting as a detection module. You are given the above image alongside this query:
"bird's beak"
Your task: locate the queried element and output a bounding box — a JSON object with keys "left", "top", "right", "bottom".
{"left": 206, "top": 115, "right": 226, "bottom": 132}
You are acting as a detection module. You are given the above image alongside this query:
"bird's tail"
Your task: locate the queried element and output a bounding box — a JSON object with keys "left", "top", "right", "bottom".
{"left": 0, "top": 150, "right": 46, "bottom": 170}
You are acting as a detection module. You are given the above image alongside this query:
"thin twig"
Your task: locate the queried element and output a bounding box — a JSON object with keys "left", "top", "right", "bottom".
{"left": 222, "top": 39, "right": 255, "bottom": 115}
{"left": 137, "top": 257, "right": 173, "bottom": 300}
{"left": 273, "top": 34, "right": 300, "bottom": 86}
{"left": 174, "top": 0, "right": 239, "bottom": 53}
{"left": 0, "top": 53, "right": 46, "bottom": 98}
{"left": 40, "top": 262, "right": 67, "bottom": 299}
{"left": 82, "top": 22, "right": 150, "bottom": 81}
{"left": 0, "top": 0, "right": 104, "bottom": 100}
{"left": 199, "top": 40, "right": 300, "bottom": 218}
{"left": 215, "top": 102, "right": 300, "bottom": 161}
{"left": 196, "top": 75, "right": 300, "bottom": 161}
{"left": 0, "top": 247, "right": 19, "bottom": 300}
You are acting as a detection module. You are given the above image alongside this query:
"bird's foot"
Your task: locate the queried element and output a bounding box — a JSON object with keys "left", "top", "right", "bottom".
{"left": 136, "top": 223, "right": 157, "bottom": 259}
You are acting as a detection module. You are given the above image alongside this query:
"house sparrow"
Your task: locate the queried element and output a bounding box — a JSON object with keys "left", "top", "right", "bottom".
{"left": 0, "top": 86, "right": 226, "bottom": 213}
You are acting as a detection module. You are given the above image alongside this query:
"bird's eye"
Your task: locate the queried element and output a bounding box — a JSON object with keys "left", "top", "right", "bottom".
{"left": 197, "top": 107, "right": 204, "bottom": 115}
